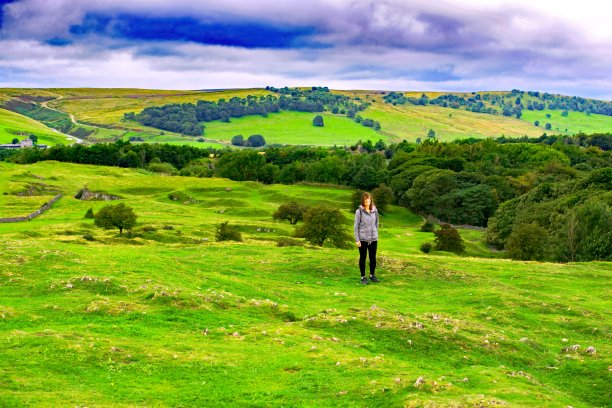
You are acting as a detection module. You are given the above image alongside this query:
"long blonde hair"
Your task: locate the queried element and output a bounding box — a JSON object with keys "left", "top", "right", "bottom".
{"left": 360, "top": 192, "right": 374, "bottom": 211}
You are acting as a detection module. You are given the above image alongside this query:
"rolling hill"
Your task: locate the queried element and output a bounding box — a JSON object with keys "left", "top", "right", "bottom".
{"left": 0, "top": 160, "right": 609, "bottom": 406}
{"left": 1, "top": 87, "right": 610, "bottom": 147}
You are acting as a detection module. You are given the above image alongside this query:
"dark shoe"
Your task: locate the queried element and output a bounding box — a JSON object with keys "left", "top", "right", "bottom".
{"left": 369, "top": 275, "right": 380, "bottom": 283}
{"left": 360, "top": 276, "right": 369, "bottom": 285}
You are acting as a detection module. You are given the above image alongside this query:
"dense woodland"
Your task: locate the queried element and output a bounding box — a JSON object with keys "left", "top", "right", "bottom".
{"left": 383, "top": 89, "right": 612, "bottom": 118}
{"left": 126, "top": 87, "right": 378, "bottom": 136}
{"left": 7, "top": 132, "right": 611, "bottom": 262}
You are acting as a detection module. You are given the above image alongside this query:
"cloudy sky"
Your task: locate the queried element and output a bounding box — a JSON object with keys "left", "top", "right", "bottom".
{"left": 1, "top": 0, "right": 611, "bottom": 99}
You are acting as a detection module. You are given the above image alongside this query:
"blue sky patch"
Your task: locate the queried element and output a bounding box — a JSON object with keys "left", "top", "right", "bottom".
{"left": 69, "top": 13, "right": 321, "bottom": 49}
{"left": 46, "top": 37, "right": 72, "bottom": 47}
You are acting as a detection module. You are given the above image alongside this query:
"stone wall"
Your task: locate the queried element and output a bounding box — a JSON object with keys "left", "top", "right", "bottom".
{"left": 0, "top": 194, "right": 63, "bottom": 223}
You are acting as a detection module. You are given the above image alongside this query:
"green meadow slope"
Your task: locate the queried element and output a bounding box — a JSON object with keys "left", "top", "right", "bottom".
{"left": 0, "top": 161, "right": 609, "bottom": 406}
{"left": 1, "top": 88, "right": 610, "bottom": 147}
{"left": 0, "top": 108, "right": 74, "bottom": 146}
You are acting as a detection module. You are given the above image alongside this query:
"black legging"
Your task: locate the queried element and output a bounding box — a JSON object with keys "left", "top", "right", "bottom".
{"left": 358, "top": 241, "right": 377, "bottom": 277}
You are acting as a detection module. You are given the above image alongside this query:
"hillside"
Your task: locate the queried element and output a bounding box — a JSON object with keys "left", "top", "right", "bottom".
{"left": 0, "top": 108, "right": 74, "bottom": 146}
{"left": 1, "top": 88, "right": 610, "bottom": 147}
{"left": 0, "top": 161, "right": 610, "bottom": 406}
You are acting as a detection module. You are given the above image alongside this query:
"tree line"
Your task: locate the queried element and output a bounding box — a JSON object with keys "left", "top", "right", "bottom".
{"left": 126, "top": 87, "right": 370, "bottom": 136}
{"left": 7, "top": 133, "right": 611, "bottom": 261}
{"left": 383, "top": 89, "right": 612, "bottom": 118}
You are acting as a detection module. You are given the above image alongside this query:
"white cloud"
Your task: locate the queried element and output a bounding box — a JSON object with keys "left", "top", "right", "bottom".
{"left": 0, "top": 0, "right": 610, "bottom": 99}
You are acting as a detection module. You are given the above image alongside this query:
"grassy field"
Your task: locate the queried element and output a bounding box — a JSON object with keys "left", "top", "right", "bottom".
{"left": 0, "top": 108, "right": 74, "bottom": 146}
{"left": 521, "top": 110, "right": 612, "bottom": 135}
{"left": 203, "top": 111, "right": 387, "bottom": 146}
{"left": 0, "top": 161, "right": 610, "bottom": 407}
{"left": 1, "top": 88, "right": 611, "bottom": 148}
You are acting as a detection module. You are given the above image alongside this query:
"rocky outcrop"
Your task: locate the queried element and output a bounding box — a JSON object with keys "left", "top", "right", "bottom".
{"left": 75, "top": 186, "right": 121, "bottom": 201}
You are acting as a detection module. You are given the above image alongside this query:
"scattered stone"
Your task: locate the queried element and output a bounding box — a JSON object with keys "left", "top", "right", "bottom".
{"left": 66, "top": 283, "right": 74, "bottom": 289}
{"left": 337, "top": 390, "right": 347, "bottom": 396}
{"left": 336, "top": 362, "right": 341, "bottom": 366}
{"left": 463, "top": 378, "right": 469, "bottom": 382}
{"left": 359, "top": 357, "right": 367, "bottom": 363}
{"left": 334, "top": 292, "right": 347, "bottom": 296}
{"left": 520, "top": 337, "right": 529, "bottom": 342}
{"left": 310, "top": 346, "right": 317, "bottom": 351}
{"left": 312, "top": 335, "right": 323, "bottom": 341}
{"left": 561, "top": 338, "right": 568, "bottom": 342}
{"left": 394, "top": 378, "right": 401, "bottom": 383}
{"left": 414, "top": 376, "right": 425, "bottom": 387}
{"left": 110, "top": 346, "right": 121, "bottom": 353}
{"left": 232, "top": 332, "right": 240, "bottom": 337}
{"left": 585, "top": 346, "right": 596, "bottom": 354}
{"left": 563, "top": 344, "right": 581, "bottom": 352}
{"left": 202, "top": 328, "right": 208, "bottom": 336}
{"left": 330, "top": 337, "right": 340, "bottom": 342}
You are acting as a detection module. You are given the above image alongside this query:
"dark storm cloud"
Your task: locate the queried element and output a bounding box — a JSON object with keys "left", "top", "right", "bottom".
{"left": 68, "top": 13, "right": 323, "bottom": 49}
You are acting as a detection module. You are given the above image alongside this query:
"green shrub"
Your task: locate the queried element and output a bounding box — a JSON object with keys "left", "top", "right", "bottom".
{"left": 147, "top": 162, "right": 178, "bottom": 175}
{"left": 82, "top": 233, "right": 95, "bottom": 241}
{"left": 433, "top": 224, "right": 465, "bottom": 253}
{"left": 276, "top": 237, "right": 304, "bottom": 247}
{"left": 420, "top": 241, "right": 433, "bottom": 253}
{"left": 273, "top": 201, "right": 307, "bottom": 224}
{"left": 216, "top": 222, "right": 242, "bottom": 242}
{"left": 420, "top": 220, "right": 436, "bottom": 232}
{"left": 506, "top": 222, "right": 550, "bottom": 260}
{"left": 162, "top": 225, "right": 174, "bottom": 230}
{"left": 84, "top": 208, "right": 95, "bottom": 219}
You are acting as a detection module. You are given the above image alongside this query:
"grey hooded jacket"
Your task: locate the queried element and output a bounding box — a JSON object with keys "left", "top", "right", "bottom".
{"left": 354, "top": 205, "right": 379, "bottom": 242}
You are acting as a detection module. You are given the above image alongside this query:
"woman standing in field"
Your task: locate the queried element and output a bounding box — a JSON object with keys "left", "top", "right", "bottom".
{"left": 354, "top": 192, "right": 379, "bottom": 285}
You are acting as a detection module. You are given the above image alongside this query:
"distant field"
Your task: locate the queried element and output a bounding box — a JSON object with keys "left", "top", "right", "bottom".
{"left": 47, "top": 88, "right": 272, "bottom": 127}
{"left": 521, "top": 109, "right": 612, "bottom": 135}
{"left": 362, "top": 102, "right": 543, "bottom": 142}
{"left": 1, "top": 88, "right": 610, "bottom": 148}
{"left": 0, "top": 161, "right": 609, "bottom": 407}
{"left": 203, "top": 111, "right": 386, "bottom": 146}
{"left": 0, "top": 108, "right": 73, "bottom": 146}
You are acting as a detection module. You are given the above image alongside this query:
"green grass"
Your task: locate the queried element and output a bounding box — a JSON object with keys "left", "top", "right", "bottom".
{"left": 2, "top": 88, "right": 610, "bottom": 148}
{"left": 0, "top": 108, "right": 74, "bottom": 146}
{"left": 521, "top": 110, "right": 612, "bottom": 135}
{"left": 0, "top": 161, "right": 610, "bottom": 406}
{"left": 363, "top": 103, "right": 544, "bottom": 142}
{"left": 203, "top": 111, "right": 387, "bottom": 146}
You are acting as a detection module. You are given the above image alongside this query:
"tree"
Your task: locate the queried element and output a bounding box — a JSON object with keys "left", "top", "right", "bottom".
{"left": 246, "top": 134, "right": 266, "bottom": 147}
{"left": 545, "top": 123, "right": 552, "bottom": 130}
{"left": 11, "top": 138, "right": 18, "bottom": 144}
{"left": 534, "top": 120, "right": 540, "bottom": 127}
{"left": 313, "top": 115, "right": 324, "bottom": 127}
{"left": 273, "top": 201, "right": 308, "bottom": 224}
{"left": 295, "top": 205, "right": 351, "bottom": 247}
{"left": 94, "top": 203, "right": 137, "bottom": 235}
{"left": 258, "top": 163, "right": 279, "bottom": 184}
{"left": 505, "top": 222, "right": 549, "bottom": 260}
{"left": 433, "top": 224, "right": 465, "bottom": 252}
{"left": 372, "top": 185, "right": 393, "bottom": 213}
{"left": 231, "top": 135, "right": 244, "bottom": 146}
{"left": 427, "top": 129, "right": 436, "bottom": 139}
{"left": 29, "top": 135, "right": 38, "bottom": 143}
{"left": 216, "top": 150, "right": 265, "bottom": 181}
